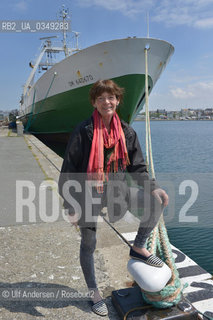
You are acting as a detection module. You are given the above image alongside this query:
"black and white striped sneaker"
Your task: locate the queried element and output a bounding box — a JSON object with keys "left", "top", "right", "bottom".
{"left": 91, "top": 300, "right": 108, "bottom": 316}
{"left": 130, "top": 248, "right": 164, "bottom": 267}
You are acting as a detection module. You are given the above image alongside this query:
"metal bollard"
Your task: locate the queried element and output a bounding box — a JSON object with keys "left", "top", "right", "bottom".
{"left": 16, "top": 121, "right": 24, "bottom": 136}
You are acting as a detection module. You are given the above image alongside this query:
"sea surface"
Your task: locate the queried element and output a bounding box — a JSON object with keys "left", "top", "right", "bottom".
{"left": 132, "top": 120, "right": 213, "bottom": 274}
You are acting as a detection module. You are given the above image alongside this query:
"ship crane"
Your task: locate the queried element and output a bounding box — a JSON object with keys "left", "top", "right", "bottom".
{"left": 22, "top": 7, "right": 80, "bottom": 98}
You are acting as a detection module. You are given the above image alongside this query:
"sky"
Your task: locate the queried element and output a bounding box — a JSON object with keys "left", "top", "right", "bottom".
{"left": 1, "top": 0, "right": 213, "bottom": 111}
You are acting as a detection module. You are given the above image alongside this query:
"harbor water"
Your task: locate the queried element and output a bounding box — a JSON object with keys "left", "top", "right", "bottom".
{"left": 132, "top": 120, "right": 213, "bottom": 274}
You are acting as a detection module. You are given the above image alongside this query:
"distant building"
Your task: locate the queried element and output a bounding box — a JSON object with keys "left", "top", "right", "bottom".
{"left": 157, "top": 109, "right": 166, "bottom": 115}
{"left": 197, "top": 110, "right": 202, "bottom": 119}
{"left": 167, "top": 111, "right": 174, "bottom": 119}
{"left": 188, "top": 110, "right": 196, "bottom": 116}
{"left": 181, "top": 108, "right": 189, "bottom": 117}
{"left": 204, "top": 108, "right": 213, "bottom": 117}
{"left": 159, "top": 114, "right": 167, "bottom": 119}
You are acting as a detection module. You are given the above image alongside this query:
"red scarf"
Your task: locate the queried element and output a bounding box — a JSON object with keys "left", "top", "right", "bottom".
{"left": 87, "top": 109, "right": 130, "bottom": 191}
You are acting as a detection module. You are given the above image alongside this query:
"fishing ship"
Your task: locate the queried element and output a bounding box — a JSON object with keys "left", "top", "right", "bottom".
{"left": 19, "top": 7, "right": 174, "bottom": 145}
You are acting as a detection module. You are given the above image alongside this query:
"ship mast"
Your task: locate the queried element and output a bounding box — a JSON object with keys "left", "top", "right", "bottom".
{"left": 21, "top": 6, "right": 79, "bottom": 101}
{"left": 60, "top": 5, "right": 69, "bottom": 57}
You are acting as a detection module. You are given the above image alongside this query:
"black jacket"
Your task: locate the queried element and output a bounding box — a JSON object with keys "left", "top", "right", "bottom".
{"left": 58, "top": 117, "right": 159, "bottom": 224}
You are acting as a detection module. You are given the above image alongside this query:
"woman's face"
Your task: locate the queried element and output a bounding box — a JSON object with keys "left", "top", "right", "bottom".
{"left": 93, "top": 92, "right": 119, "bottom": 122}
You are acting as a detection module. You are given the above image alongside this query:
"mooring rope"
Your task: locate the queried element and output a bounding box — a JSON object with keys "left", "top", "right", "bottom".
{"left": 144, "top": 46, "right": 155, "bottom": 180}
{"left": 142, "top": 47, "right": 185, "bottom": 308}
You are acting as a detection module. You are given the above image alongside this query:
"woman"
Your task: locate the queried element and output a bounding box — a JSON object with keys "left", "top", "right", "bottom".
{"left": 59, "top": 80, "right": 168, "bottom": 316}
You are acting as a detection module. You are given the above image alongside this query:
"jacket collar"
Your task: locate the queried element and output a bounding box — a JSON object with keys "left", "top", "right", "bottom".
{"left": 85, "top": 117, "right": 94, "bottom": 141}
{"left": 121, "top": 120, "right": 133, "bottom": 139}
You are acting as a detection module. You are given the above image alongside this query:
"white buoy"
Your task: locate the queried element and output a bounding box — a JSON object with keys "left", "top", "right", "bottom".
{"left": 127, "top": 259, "right": 172, "bottom": 292}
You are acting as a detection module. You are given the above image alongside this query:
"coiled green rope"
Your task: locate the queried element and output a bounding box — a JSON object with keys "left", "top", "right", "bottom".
{"left": 142, "top": 216, "right": 186, "bottom": 308}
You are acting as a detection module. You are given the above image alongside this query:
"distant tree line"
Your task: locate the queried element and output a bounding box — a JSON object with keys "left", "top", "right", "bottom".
{"left": 8, "top": 109, "right": 19, "bottom": 122}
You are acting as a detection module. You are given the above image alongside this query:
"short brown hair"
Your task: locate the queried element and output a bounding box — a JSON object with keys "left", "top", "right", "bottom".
{"left": 89, "top": 79, "right": 124, "bottom": 105}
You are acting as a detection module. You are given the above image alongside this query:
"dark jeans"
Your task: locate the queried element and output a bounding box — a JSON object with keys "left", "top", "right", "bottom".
{"left": 79, "top": 187, "right": 163, "bottom": 290}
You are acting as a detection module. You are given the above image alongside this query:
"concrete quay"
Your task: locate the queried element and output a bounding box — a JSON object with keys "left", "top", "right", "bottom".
{"left": 0, "top": 128, "right": 139, "bottom": 320}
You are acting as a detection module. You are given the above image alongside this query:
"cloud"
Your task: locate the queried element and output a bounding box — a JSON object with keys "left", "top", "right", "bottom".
{"left": 150, "top": 80, "right": 213, "bottom": 110}
{"left": 77, "top": 0, "right": 213, "bottom": 28}
{"left": 170, "top": 87, "right": 194, "bottom": 99}
{"left": 194, "top": 17, "right": 213, "bottom": 28}
{"left": 170, "top": 81, "right": 213, "bottom": 99}
{"left": 152, "top": 0, "right": 213, "bottom": 28}
{"left": 14, "top": 0, "right": 28, "bottom": 12}
{"left": 77, "top": 0, "right": 154, "bottom": 17}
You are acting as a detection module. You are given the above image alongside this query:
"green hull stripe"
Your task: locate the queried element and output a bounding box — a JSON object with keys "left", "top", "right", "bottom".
{"left": 22, "top": 74, "right": 153, "bottom": 134}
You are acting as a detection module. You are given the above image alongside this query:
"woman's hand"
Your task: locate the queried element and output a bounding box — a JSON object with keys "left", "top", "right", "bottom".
{"left": 68, "top": 213, "right": 80, "bottom": 230}
{"left": 152, "top": 188, "right": 169, "bottom": 207}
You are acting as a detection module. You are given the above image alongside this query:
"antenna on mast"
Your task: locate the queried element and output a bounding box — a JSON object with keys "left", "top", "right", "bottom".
{"left": 72, "top": 31, "right": 80, "bottom": 50}
{"left": 147, "top": 12, "right": 150, "bottom": 38}
{"left": 59, "top": 5, "right": 70, "bottom": 57}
